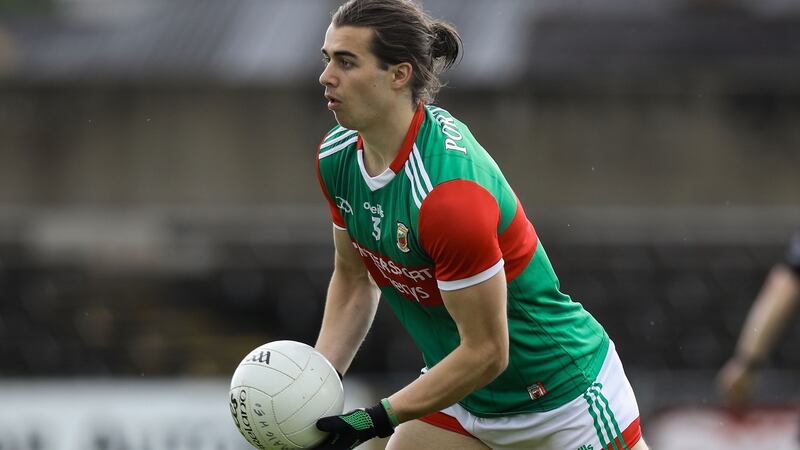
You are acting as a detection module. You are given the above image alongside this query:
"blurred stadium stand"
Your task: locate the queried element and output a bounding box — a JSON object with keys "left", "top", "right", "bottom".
{"left": 2, "top": 0, "right": 800, "bottom": 87}
{"left": 1, "top": 0, "right": 799, "bottom": 445}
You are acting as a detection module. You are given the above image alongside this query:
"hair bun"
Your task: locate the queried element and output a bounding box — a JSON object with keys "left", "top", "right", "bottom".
{"left": 430, "top": 21, "right": 462, "bottom": 71}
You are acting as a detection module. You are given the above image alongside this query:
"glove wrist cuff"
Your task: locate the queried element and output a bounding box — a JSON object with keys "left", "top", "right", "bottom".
{"left": 380, "top": 398, "right": 400, "bottom": 427}
{"left": 365, "top": 402, "right": 395, "bottom": 438}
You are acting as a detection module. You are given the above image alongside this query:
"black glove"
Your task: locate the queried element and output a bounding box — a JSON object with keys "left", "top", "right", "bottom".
{"left": 315, "top": 401, "right": 396, "bottom": 449}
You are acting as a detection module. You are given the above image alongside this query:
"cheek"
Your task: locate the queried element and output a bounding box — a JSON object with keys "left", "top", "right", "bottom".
{"left": 350, "top": 73, "right": 388, "bottom": 106}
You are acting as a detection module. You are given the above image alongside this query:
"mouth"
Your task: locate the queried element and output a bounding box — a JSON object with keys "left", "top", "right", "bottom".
{"left": 325, "top": 94, "right": 341, "bottom": 110}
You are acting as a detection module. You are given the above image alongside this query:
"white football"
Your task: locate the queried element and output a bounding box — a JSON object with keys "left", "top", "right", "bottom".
{"left": 229, "top": 340, "right": 345, "bottom": 449}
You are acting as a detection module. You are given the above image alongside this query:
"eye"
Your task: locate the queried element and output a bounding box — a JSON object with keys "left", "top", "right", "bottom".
{"left": 322, "top": 56, "right": 331, "bottom": 66}
{"left": 339, "top": 60, "right": 354, "bottom": 69}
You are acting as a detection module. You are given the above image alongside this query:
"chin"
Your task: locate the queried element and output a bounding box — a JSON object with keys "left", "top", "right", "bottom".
{"left": 333, "top": 113, "right": 358, "bottom": 131}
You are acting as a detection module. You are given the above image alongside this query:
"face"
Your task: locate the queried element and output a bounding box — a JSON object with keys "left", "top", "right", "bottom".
{"left": 319, "top": 24, "right": 399, "bottom": 131}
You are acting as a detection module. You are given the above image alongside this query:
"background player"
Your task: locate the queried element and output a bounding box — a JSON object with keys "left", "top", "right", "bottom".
{"left": 718, "top": 232, "right": 800, "bottom": 406}
{"left": 313, "top": 1, "right": 650, "bottom": 449}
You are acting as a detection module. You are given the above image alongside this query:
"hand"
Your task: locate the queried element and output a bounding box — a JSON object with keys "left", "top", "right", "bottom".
{"left": 314, "top": 402, "right": 395, "bottom": 449}
{"left": 717, "top": 357, "right": 754, "bottom": 407}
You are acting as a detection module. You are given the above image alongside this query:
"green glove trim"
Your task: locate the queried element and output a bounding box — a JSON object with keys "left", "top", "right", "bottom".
{"left": 381, "top": 398, "right": 400, "bottom": 428}
{"left": 340, "top": 409, "right": 374, "bottom": 432}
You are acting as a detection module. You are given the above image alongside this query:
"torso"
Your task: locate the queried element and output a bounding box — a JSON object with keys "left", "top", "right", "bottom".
{"left": 317, "top": 104, "right": 609, "bottom": 416}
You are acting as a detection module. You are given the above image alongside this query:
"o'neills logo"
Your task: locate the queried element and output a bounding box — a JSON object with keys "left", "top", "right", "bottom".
{"left": 396, "top": 222, "right": 410, "bottom": 253}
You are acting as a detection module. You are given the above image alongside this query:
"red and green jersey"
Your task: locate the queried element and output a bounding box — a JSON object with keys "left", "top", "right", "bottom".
{"left": 316, "top": 103, "right": 609, "bottom": 417}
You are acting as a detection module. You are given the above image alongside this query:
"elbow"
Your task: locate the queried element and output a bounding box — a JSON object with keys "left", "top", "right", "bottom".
{"left": 479, "top": 341, "right": 509, "bottom": 382}
{"left": 492, "top": 333, "right": 510, "bottom": 375}
{"left": 489, "top": 348, "right": 509, "bottom": 378}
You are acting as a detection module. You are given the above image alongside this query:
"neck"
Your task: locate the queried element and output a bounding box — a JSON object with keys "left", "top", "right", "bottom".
{"left": 360, "top": 99, "right": 417, "bottom": 176}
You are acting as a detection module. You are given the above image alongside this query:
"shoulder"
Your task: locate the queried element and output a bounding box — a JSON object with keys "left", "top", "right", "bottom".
{"left": 423, "top": 105, "right": 475, "bottom": 156}
{"left": 417, "top": 105, "right": 520, "bottom": 229}
{"left": 318, "top": 125, "right": 358, "bottom": 159}
{"left": 417, "top": 105, "right": 509, "bottom": 194}
{"left": 317, "top": 125, "right": 358, "bottom": 194}
{"left": 317, "top": 125, "right": 358, "bottom": 178}
{"left": 420, "top": 180, "right": 499, "bottom": 222}
{"left": 419, "top": 105, "right": 500, "bottom": 174}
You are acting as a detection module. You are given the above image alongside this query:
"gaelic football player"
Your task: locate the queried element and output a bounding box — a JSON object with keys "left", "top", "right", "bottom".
{"left": 313, "top": 1, "right": 649, "bottom": 449}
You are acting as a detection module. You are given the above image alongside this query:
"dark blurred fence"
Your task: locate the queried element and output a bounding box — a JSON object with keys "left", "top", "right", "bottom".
{"left": 0, "top": 207, "right": 797, "bottom": 377}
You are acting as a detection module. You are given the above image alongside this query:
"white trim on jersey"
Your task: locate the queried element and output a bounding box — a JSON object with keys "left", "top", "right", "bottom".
{"left": 437, "top": 258, "right": 505, "bottom": 291}
{"left": 403, "top": 144, "right": 433, "bottom": 209}
{"left": 319, "top": 135, "right": 358, "bottom": 159}
{"left": 412, "top": 145, "right": 434, "bottom": 191}
{"left": 357, "top": 149, "right": 396, "bottom": 191}
{"left": 320, "top": 128, "right": 356, "bottom": 149}
{"left": 407, "top": 158, "right": 428, "bottom": 203}
{"left": 333, "top": 222, "right": 347, "bottom": 231}
{"left": 404, "top": 163, "right": 423, "bottom": 208}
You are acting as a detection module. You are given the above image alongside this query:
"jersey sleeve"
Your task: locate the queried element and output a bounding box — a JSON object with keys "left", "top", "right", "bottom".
{"left": 785, "top": 231, "right": 800, "bottom": 275}
{"left": 418, "top": 179, "right": 504, "bottom": 291}
{"left": 315, "top": 138, "right": 346, "bottom": 230}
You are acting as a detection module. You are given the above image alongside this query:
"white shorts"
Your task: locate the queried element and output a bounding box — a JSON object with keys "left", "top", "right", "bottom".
{"left": 420, "top": 341, "right": 642, "bottom": 450}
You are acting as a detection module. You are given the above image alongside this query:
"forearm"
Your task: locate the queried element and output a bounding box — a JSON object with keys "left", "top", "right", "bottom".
{"left": 388, "top": 341, "right": 507, "bottom": 423}
{"left": 385, "top": 271, "right": 509, "bottom": 423}
{"left": 312, "top": 343, "right": 503, "bottom": 450}
{"left": 315, "top": 270, "right": 380, "bottom": 374}
{"left": 735, "top": 265, "right": 800, "bottom": 365}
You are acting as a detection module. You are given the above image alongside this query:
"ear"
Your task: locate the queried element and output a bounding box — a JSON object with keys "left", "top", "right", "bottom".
{"left": 390, "top": 62, "right": 413, "bottom": 90}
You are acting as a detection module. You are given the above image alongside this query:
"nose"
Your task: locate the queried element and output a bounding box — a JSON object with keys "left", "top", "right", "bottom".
{"left": 319, "top": 64, "right": 336, "bottom": 87}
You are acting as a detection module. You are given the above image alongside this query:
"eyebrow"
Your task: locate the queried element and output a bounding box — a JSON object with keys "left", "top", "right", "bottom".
{"left": 321, "top": 49, "right": 360, "bottom": 59}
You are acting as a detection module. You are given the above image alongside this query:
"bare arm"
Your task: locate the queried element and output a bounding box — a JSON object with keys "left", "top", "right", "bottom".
{"left": 388, "top": 270, "right": 509, "bottom": 423}
{"left": 731, "top": 264, "right": 800, "bottom": 366}
{"left": 718, "top": 264, "right": 800, "bottom": 404}
{"left": 315, "top": 226, "right": 381, "bottom": 375}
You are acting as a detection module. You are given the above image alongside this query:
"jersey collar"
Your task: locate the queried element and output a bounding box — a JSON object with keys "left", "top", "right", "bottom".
{"left": 356, "top": 101, "right": 426, "bottom": 175}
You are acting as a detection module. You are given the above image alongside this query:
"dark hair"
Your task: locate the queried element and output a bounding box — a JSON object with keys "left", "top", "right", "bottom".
{"left": 332, "top": 0, "right": 462, "bottom": 105}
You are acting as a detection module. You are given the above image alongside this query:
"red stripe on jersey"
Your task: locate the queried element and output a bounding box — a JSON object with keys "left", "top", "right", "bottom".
{"left": 419, "top": 412, "right": 475, "bottom": 438}
{"left": 419, "top": 180, "right": 502, "bottom": 283}
{"left": 356, "top": 101, "right": 426, "bottom": 174}
{"left": 316, "top": 135, "right": 346, "bottom": 228}
{"left": 608, "top": 416, "right": 642, "bottom": 450}
{"left": 499, "top": 196, "right": 539, "bottom": 282}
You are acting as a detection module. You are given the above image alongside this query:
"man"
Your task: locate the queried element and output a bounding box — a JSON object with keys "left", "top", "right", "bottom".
{"left": 718, "top": 232, "right": 800, "bottom": 405}
{"left": 313, "top": 1, "right": 649, "bottom": 449}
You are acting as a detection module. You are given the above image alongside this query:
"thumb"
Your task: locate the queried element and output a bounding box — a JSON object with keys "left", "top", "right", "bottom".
{"left": 316, "top": 415, "right": 342, "bottom": 432}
